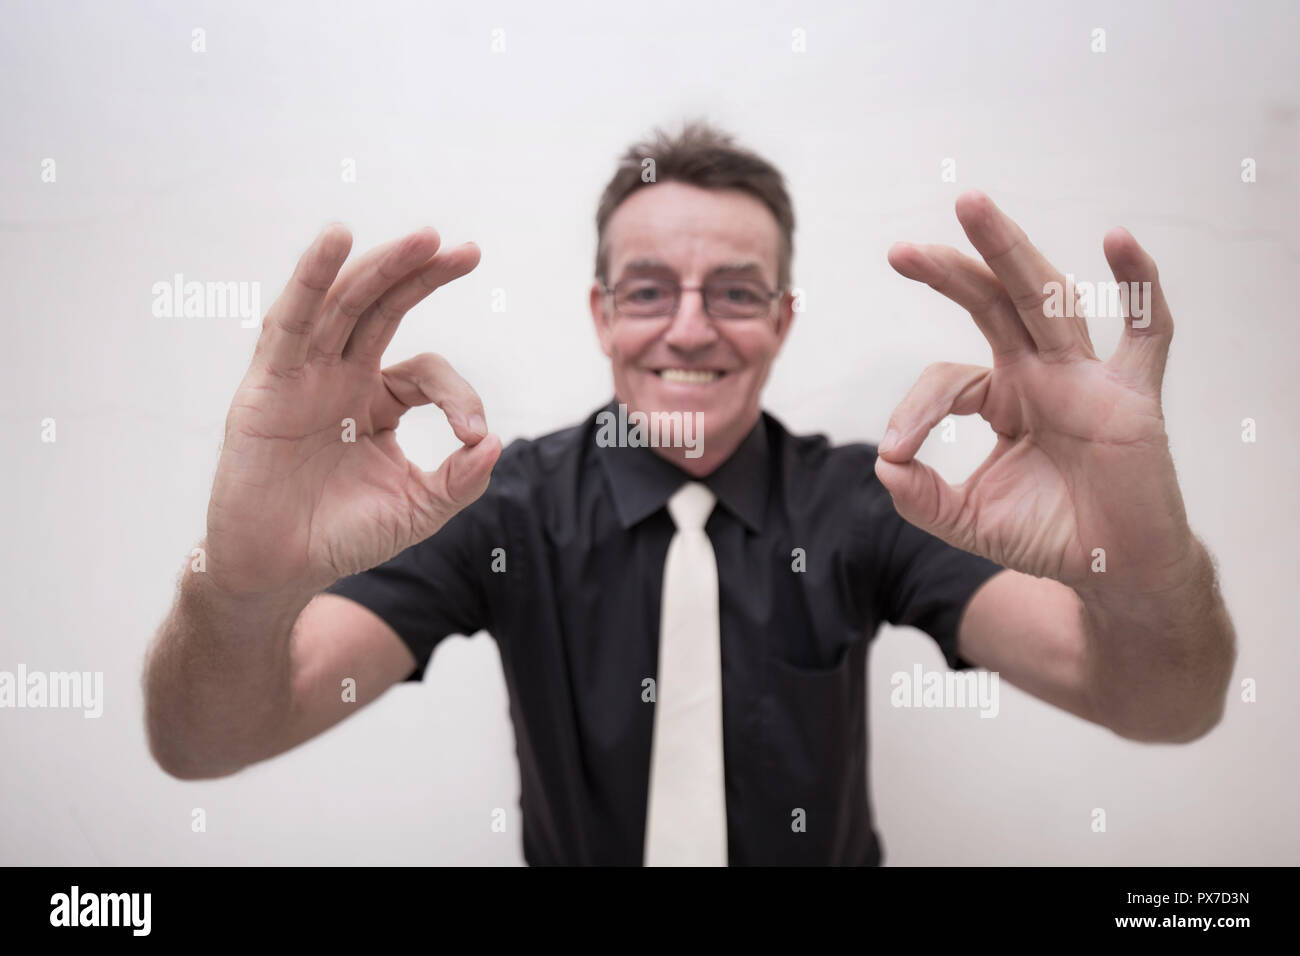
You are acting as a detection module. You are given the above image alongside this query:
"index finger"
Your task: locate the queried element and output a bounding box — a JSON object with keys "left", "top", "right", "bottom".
{"left": 887, "top": 241, "right": 1035, "bottom": 359}
{"left": 954, "top": 191, "right": 1094, "bottom": 359}
{"left": 255, "top": 223, "right": 353, "bottom": 371}
{"left": 343, "top": 241, "right": 482, "bottom": 365}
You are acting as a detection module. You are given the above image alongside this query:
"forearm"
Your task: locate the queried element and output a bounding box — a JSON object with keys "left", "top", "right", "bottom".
{"left": 143, "top": 552, "right": 314, "bottom": 779}
{"left": 959, "top": 542, "right": 1236, "bottom": 742}
{"left": 1077, "top": 538, "right": 1237, "bottom": 743}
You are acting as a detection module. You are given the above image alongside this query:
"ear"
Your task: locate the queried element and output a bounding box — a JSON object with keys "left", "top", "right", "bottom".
{"left": 590, "top": 280, "right": 614, "bottom": 357}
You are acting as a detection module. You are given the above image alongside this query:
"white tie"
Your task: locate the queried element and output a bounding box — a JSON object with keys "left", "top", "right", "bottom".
{"left": 643, "top": 481, "right": 727, "bottom": 866}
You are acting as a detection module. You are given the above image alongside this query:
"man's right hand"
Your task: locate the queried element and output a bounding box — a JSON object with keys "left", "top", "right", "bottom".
{"left": 205, "top": 224, "right": 501, "bottom": 597}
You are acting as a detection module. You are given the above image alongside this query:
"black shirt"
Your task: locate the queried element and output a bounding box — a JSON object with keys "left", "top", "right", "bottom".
{"left": 325, "top": 399, "right": 1005, "bottom": 865}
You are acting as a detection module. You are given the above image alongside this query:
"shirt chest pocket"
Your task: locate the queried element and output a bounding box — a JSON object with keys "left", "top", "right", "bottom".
{"left": 757, "top": 637, "right": 872, "bottom": 864}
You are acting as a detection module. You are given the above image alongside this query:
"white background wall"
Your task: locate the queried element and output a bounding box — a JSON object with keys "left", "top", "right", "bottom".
{"left": 1, "top": 0, "right": 1296, "bottom": 865}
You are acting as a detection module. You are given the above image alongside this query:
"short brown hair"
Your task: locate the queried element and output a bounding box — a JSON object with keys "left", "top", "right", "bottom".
{"left": 594, "top": 120, "right": 795, "bottom": 289}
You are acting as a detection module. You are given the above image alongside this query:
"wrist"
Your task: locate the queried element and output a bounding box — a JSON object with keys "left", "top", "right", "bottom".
{"left": 179, "top": 559, "right": 316, "bottom": 636}
{"left": 1077, "top": 534, "right": 1215, "bottom": 632}
{"left": 1075, "top": 527, "right": 1207, "bottom": 599}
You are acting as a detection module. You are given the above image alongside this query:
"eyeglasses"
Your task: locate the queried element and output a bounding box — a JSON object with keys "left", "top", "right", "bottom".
{"left": 602, "top": 276, "right": 782, "bottom": 320}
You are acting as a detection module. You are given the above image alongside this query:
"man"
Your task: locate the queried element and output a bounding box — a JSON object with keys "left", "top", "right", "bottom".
{"left": 143, "top": 122, "right": 1236, "bottom": 866}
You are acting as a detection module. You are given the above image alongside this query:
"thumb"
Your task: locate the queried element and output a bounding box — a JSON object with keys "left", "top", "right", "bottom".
{"left": 414, "top": 433, "right": 503, "bottom": 536}
{"left": 441, "top": 432, "right": 502, "bottom": 504}
{"left": 873, "top": 453, "right": 961, "bottom": 543}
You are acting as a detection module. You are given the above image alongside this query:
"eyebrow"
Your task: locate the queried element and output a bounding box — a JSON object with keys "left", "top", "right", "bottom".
{"left": 619, "top": 259, "right": 768, "bottom": 280}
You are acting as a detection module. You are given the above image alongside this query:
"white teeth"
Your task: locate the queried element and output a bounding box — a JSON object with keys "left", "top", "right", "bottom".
{"left": 659, "top": 368, "right": 721, "bottom": 384}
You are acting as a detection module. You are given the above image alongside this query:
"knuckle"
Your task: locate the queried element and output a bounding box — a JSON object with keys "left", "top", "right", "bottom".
{"left": 418, "top": 351, "right": 452, "bottom": 376}
{"left": 261, "top": 361, "right": 306, "bottom": 382}
{"left": 275, "top": 311, "right": 316, "bottom": 337}
{"left": 1010, "top": 284, "right": 1052, "bottom": 313}
{"left": 294, "top": 259, "right": 335, "bottom": 294}
{"left": 336, "top": 294, "right": 368, "bottom": 320}
{"left": 1035, "top": 343, "right": 1077, "bottom": 364}
{"left": 305, "top": 348, "right": 343, "bottom": 368}
{"left": 418, "top": 264, "right": 444, "bottom": 291}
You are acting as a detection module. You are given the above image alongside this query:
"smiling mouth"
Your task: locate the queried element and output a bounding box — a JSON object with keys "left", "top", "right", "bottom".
{"left": 653, "top": 368, "right": 726, "bottom": 384}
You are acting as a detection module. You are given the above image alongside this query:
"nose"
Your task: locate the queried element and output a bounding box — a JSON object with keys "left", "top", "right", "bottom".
{"left": 662, "top": 289, "right": 720, "bottom": 352}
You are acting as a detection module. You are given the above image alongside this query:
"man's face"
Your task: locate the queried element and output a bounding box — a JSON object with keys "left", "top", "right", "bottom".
{"left": 589, "top": 181, "right": 795, "bottom": 475}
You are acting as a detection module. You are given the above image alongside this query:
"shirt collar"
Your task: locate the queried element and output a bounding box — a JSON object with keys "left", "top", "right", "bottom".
{"left": 593, "top": 398, "right": 769, "bottom": 533}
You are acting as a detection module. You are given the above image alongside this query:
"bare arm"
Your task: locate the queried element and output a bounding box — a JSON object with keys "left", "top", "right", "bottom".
{"left": 957, "top": 552, "right": 1235, "bottom": 743}
{"left": 142, "top": 223, "right": 500, "bottom": 780}
{"left": 144, "top": 573, "right": 415, "bottom": 779}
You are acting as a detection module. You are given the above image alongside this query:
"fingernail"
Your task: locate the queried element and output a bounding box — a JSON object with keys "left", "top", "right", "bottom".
{"left": 468, "top": 414, "right": 487, "bottom": 437}
{"left": 879, "top": 429, "right": 900, "bottom": 454}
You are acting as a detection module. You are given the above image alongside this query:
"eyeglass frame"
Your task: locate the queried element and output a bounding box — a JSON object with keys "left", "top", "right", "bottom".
{"left": 599, "top": 275, "right": 785, "bottom": 321}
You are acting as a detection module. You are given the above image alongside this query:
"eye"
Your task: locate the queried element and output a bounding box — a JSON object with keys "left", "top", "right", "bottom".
{"left": 620, "top": 279, "right": 671, "bottom": 302}
{"left": 714, "top": 282, "right": 763, "bottom": 304}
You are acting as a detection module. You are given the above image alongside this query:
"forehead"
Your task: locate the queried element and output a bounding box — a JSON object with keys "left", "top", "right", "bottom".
{"left": 604, "top": 181, "right": 780, "bottom": 280}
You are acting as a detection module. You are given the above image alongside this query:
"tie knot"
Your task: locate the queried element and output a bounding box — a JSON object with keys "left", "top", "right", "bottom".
{"left": 667, "top": 482, "right": 716, "bottom": 531}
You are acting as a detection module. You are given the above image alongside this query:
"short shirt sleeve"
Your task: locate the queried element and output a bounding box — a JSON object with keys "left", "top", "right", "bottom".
{"left": 850, "top": 455, "right": 1006, "bottom": 671}
{"left": 323, "top": 494, "right": 496, "bottom": 683}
